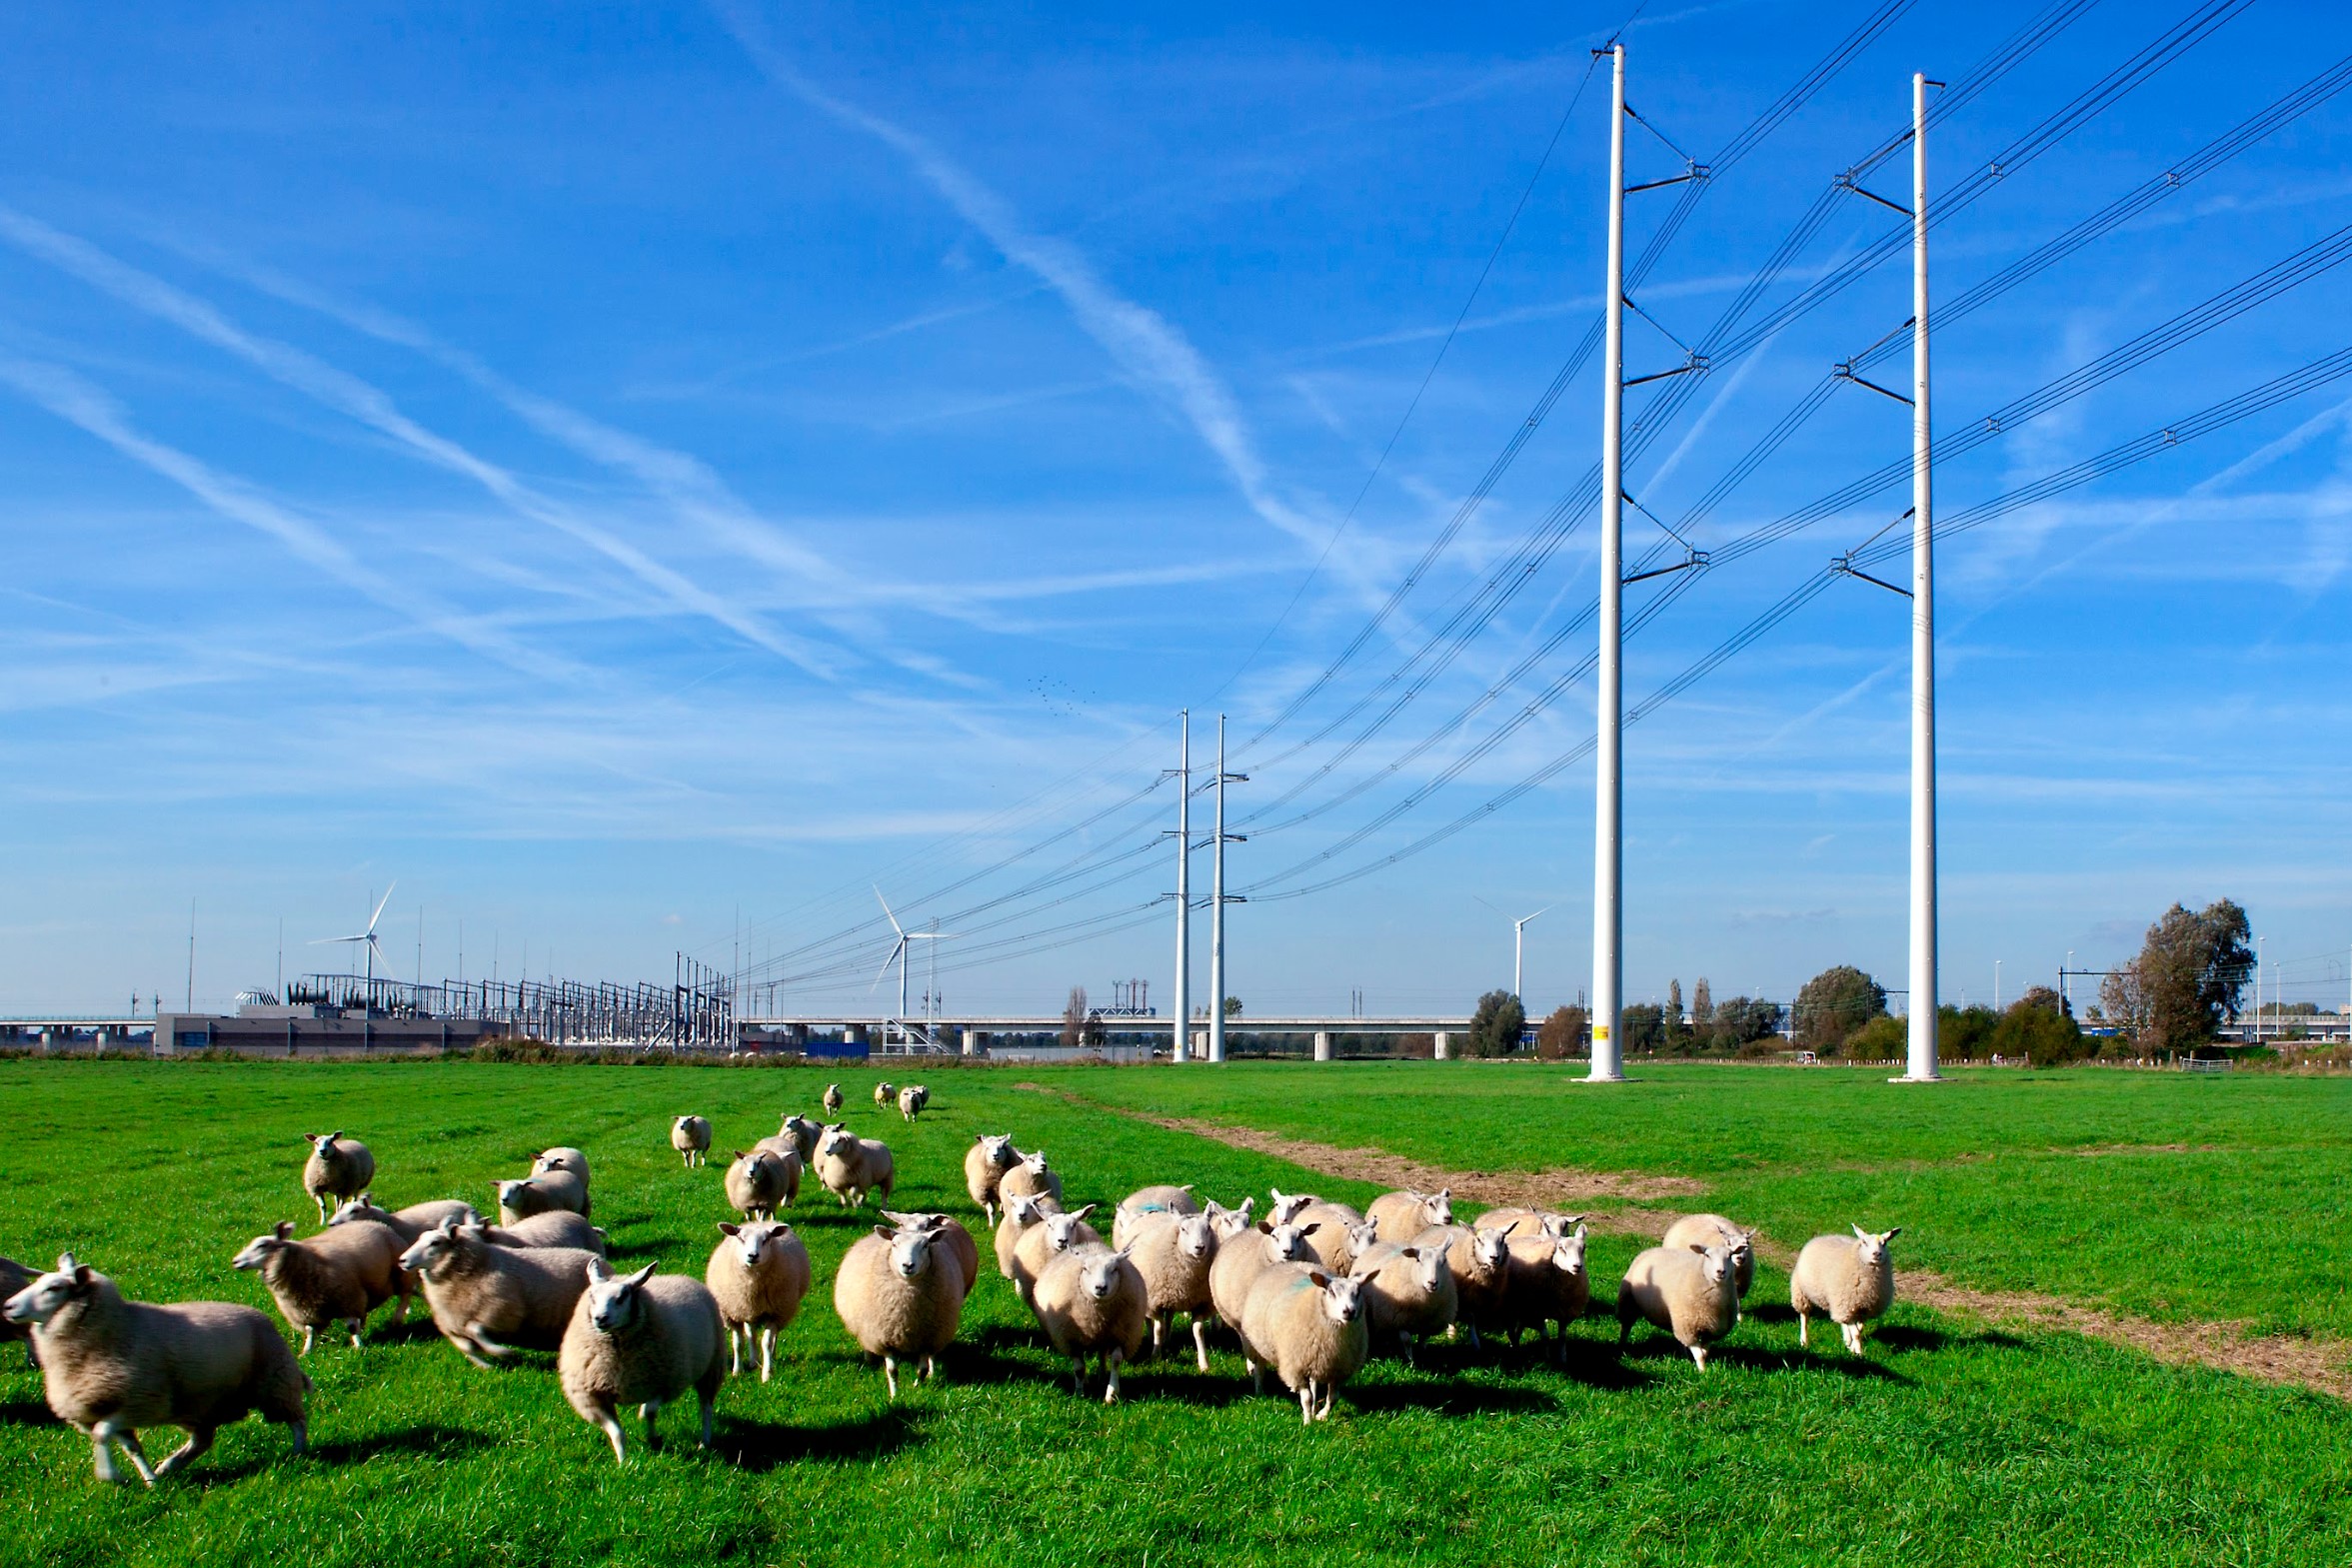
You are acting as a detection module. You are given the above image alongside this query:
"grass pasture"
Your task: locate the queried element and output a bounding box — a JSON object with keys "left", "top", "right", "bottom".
{"left": 0, "top": 1057, "right": 2345, "bottom": 1567}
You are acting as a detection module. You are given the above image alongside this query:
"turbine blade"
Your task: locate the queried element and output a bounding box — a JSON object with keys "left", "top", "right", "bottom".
{"left": 874, "top": 885, "right": 906, "bottom": 937}
{"left": 871, "top": 938, "right": 906, "bottom": 991}
{"left": 367, "top": 881, "right": 398, "bottom": 934}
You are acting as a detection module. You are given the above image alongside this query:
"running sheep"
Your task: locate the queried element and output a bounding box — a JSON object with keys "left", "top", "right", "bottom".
{"left": 995, "top": 1192, "right": 1058, "bottom": 1282}
{"left": 998, "top": 1149, "right": 1063, "bottom": 1207}
{"left": 1348, "top": 1241, "right": 1456, "bottom": 1365}
{"left": 1240, "top": 1264, "right": 1370, "bottom": 1423}
{"left": 471, "top": 1211, "right": 607, "bottom": 1254}
{"left": 1012, "top": 1205, "right": 1103, "bottom": 1312}
{"left": 873, "top": 1081, "right": 895, "bottom": 1108}
{"left": 558, "top": 1258, "right": 725, "bottom": 1465}
{"left": 1661, "top": 1213, "right": 1757, "bottom": 1299}
{"left": 398, "top": 1217, "right": 601, "bottom": 1368}
{"left": 822, "top": 1083, "right": 845, "bottom": 1115}
{"left": 671, "top": 1116, "right": 713, "bottom": 1168}
{"left": 301, "top": 1131, "right": 375, "bottom": 1225}
{"left": 833, "top": 1223, "right": 967, "bottom": 1397}
{"left": 725, "top": 1148, "right": 797, "bottom": 1221}
{"left": 1206, "top": 1219, "right": 1319, "bottom": 1343}
{"left": 815, "top": 1127, "right": 895, "bottom": 1209}
{"left": 1617, "top": 1241, "right": 1740, "bottom": 1371}
{"left": 881, "top": 1211, "right": 981, "bottom": 1296}
{"left": 778, "top": 1113, "right": 824, "bottom": 1163}
{"left": 326, "top": 1195, "right": 478, "bottom": 1247}
{"left": 231, "top": 1219, "right": 411, "bottom": 1354}
{"left": 1503, "top": 1224, "right": 1590, "bottom": 1360}
{"left": 897, "top": 1084, "right": 929, "bottom": 1122}
{"left": 706, "top": 1221, "right": 810, "bottom": 1382}
{"left": 1790, "top": 1225, "right": 1901, "bottom": 1354}
{"left": 965, "top": 1134, "right": 1020, "bottom": 1227}
{"left": 1365, "top": 1188, "right": 1452, "bottom": 1243}
{"left": 498, "top": 1168, "right": 590, "bottom": 1225}
{"left": 1124, "top": 1209, "right": 1220, "bottom": 1369}
{"left": 1033, "top": 1243, "right": 1149, "bottom": 1401}
{"left": 3, "top": 1254, "right": 309, "bottom": 1485}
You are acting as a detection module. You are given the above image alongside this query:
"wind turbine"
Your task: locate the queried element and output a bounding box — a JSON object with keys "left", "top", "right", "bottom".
{"left": 872, "top": 888, "right": 956, "bottom": 1046}
{"left": 313, "top": 882, "right": 396, "bottom": 1004}
{"left": 1478, "top": 897, "right": 1548, "bottom": 999}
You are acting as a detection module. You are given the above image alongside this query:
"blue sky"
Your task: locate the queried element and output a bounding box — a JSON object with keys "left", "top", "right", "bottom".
{"left": 3, "top": 0, "right": 2348, "bottom": 1021}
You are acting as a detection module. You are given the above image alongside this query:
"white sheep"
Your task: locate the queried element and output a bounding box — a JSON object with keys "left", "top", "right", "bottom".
{"left": 998, "top": 1149, "right": 1063, "bottom": 1207}
{"left": 1299, "top": 1210, "right": 1381, "bottom": 1277}
{"left": 497, "top": 1168, "right": 590, "bottom": 1225}
{"left": 880, "top": 1211, "right": 981, "bottom": 1296}
{"left": 3, "top": 1254, "right": 309, "bottom": 1485}
{"left": 1034, "top": 1244, "right": 1149, "bottom": 1401}
{"left": 231, "top": 1218, "right": 411, "bottom": 1353}
{"left": 398, "top": 1217, "right": 600, "bottom": 1368}
{"left": 1474, "top": 1206, "right": 1582, "bottom": 1241}
{"left": 558, "top": 1258, "right": 725, "bottom": 1464}
{"left": 995, "top": 1191, "right": 1057, "bottom": 1281}
{"left": 1503, "top": 1225, "right": 1590, "bottom": 1360}
{"left": 1012, "top": 1205, "right": 1103, "bottom": 1312}
{"left": 965, "top": 1134, "right": 1020, "bottom": 1227}
{"left": 1123, "top": 1209, "right": 1219, "bottom": 1369}
{"left": 897, "top": 1084, "right": 926, "bottom": 1122}
{"left": 326, "top": 1194, "right": 478, "bottom": 1247}
{"left": 1426, "top": 1222, "right": 1515, "bottom": 1348}
{"left": 815, "top": 1128, "right": 895, "bottom": 1209}
{"left": 779, "top": 1113, "right": 824, "bottom": 1163}
{"left": 671, "top": 1116, "right": 713, "bottom": 1168}
{"left": 301, "top": 1131, "right": 375, "bottom": 1225}
{"left": 822, "top": 1082, "right": 845, "bottom": 1114}
{"left": 833, "top": 1223, "right": 966, "bottom": 1397}
{"left": 1265, "top": 1187, "right": 1320, "bottom": 1227}
{"left": 872, "top": 1080, "right": 896, "bottom": 1108}
{"left": 1205, "top": 1220, "right": 1319, "bottom": 1342}
{"left": 534, "top": 1146, "right": 593, "bottom": 1187}
{"left": 724, "top": 1148, "right": 797, "bottom": 1221}
{"left": 1616, "top": 1242, "right": 1740, "bottom": 1370}
{"left": 1240, "top": 1264, "right": 1369, "bottom": 1422}
{"left": 705, "top": 1221, "right": 811, "bottom": 1382}
{"left": 1348, "top": 1241, "right": 1456, "bottom": 1365}
{"left": 1112, "top": 1184, "right": 1199, "bottom": 1248}
{"left": 1790, "top": 1225, "right": 1901, "bottom": 1353}
{"left": 1661, "top": 1213, "right": 1757, "bottom": 1299}
{"left": 476, "top": 1211, "right": 607, "bottom": 1255}
{"left": 1365, "top": 1187, "right": 1452, "bottom": 1243}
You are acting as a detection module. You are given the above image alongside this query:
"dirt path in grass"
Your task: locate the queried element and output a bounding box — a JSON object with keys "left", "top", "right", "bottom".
{"left": 1023, "top": 1085, "right": 2352, "bottom": 1401}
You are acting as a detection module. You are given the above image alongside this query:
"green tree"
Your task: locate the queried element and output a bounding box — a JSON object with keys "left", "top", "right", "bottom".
{"left": 1535, "top": 1004, "right": 1588, "bottom": 1059}
{"left": 1793, "top": 964, "right": 1888, "bottom": 1054}
{"left": 1994, "top": 996, "right": 2087, "bottom": 1066}
{"left": 1662, "top": 978, "right": 1692, "bottom": 1051}
{"left": 1938, "top": 1003, "right": 1999, "bottom": 1061}
{"left": 1222, "top": 994, "right": 1243, "bottom": 1018}
{"left": 1464, "top": 989, "right": 1526, "bottom": 1057}
{"left": 1060, "top": 985, "right": 1092, "bottom": 1049}
{"left": 1620, "top": 1002, "right": 1665, "bottom": 1054}
{"left": 1692, "top": 977, "right": 1712, "bottom": 1019}
{"left": 2100, "top": 899, "right": 2253, "bottom": 1053}
{"left": 1842, "top": 1014, "right": 1907, "bottom": 1058}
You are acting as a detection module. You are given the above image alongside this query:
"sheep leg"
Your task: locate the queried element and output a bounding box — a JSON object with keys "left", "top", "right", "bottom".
{"left": 760, "top": 1325, "right": 776, "bottom": 1383}
{"left": 1796, "top": 1311, "right": 1810, "bottom": 1348}
{"left": 1191, "top": 1317, "right": 1210, "bottom": 1373}
{"left": 390, "top": 1291, "right": 409, "bottom": 1327}
{"left": 1316, "top": 1385, "right": 1336, "bottom": 1422}
{"left": 151, "top": 1426, "right": 215, "bottom": 1480}
{"left": 1464, "top": 1321, "right": 1481, "bottom": 1350}
{"left": 313, "top": 1191, "right": 329, "bottom": 1224}
{"left": 925, "top": 1353, "right": 941, "bottom": 1384}
{"left": 86, "top": 1422, "right": 122, "bottom": 1484}
{"left": 696, "top": 1384, "right": 716, "bottom": 1448}
{"left": 1104, "top": 1348, "right": 1124, "bottom": 1404}
{"left": 347, "top": 1317, "right": 365, "bottom": 1348}
{"left": 1400, "top": 1332, "right": 1416, "bottom": 1369}
{"left": 590, "top": 1401, "right": 628, "bottom": 1464}
{"left": 299, "top": 1324, "right": 316, "bottom": 1356}
{"left": 95, "top": 1421, "right": 158, "bottom": 1485}
{"left": 1070, "top": 1354, "right": 1088, "bottom": 1395}
{"left": 638, "top": 1400, "right": 664, "bottom": 1452}
{"left": 883, "top": 1355, "right": 901, "bottom": 1398}
{"left": 1689, "top": 1343, "right": 1709, "bottom": 1372}
{"left": 1296, "top": 1384, "right": 1314, "bottom": 1425}
{"left": 1151, "top": 1315, "right": 1167, "bottom": 1359}
{"left": 466, "top": 1323, "right": 520, "bottom": 1359}
{"left": 449, "top": 1332, "right": 498, "bottom": 1370}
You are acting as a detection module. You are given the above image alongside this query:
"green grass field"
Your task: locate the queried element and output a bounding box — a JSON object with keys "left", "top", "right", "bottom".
{"left": 1, "top": 1058, "right": 2347, "bottom": 1568}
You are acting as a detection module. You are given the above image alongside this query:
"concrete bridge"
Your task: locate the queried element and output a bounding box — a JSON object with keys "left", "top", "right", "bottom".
{"left": 737, "top": 1013, "right": 1477, "bottom": 1060}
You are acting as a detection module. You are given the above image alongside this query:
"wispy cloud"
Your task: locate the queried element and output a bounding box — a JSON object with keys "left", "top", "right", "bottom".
{"left": 0, "top": 355, "right": 570, "bottom": 679}
{"left": 0, "top": 204, "right": 850, "bottom": 681}
{"left": 717, "top": 5, "right": 1332, "bottom": 559}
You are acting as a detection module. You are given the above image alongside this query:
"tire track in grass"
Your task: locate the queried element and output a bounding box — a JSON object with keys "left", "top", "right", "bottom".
{"left": 1024, "top": 1083, "right": 2352, "bottom": 1402}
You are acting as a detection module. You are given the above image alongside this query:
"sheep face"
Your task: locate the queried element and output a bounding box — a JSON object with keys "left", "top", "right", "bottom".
{"left": 975, "top": 1134, "right": 1017, "bottom": 1170}
{"left": 1267, "top": 1222, "right": 1317, "bottom": 1262}
{"left": 3, "top": 1255, "right": 91, "bottom": 1324}
{"left": 817, "top": 1131, "right": 856, "bottom": 1163}
{"left": 881, "top": 1227, "right": 935, "bottom": 1279}
{"left": 1344, "top": 1219, "right": 1381, "bottom": 1260}
{"left": 1004, "top": 1194, "right": 1047, "bottom": 1230}
{"left": 305, "top": 1130, "right": 346, "bottom": 1155}
{"left": 1401, "top": 1247, "right": 1445, "bottom": 1296}
{"left": 719, "top": 1220, "right": 789, "bottom": 1267}
{"left": 1266, "top": 1188, "right": 1317, "bottom": 1227}
{"left": 1549, "top": 1227, "right": 1589, "bottom": 1279}
{"left": 1205, "top": 1198, "right": 1254, "bottom": 1238}
{"left": 782, "top": 1114, "right": 818, "bottom": 1144}
{"left": 1471, "top": 1225, "right": 1513, "bottom": 1272}
{"left": 1699, "top": 1244, "right": 1737, "bottom": 1289}
{"left": 496, "top": 1179, "right": 528, "bottom": 1209}
{"left": 1313, "top": 1271, "right": 1366, "bottom": 1325}
{"left": 1546, "top": 1212, "right": 1587, "bottom": 1240}
{"left": 231, "top": 1222, "right": 299, "bottom": 1271}
{"left": 1041, "top": 1209, "right": 1095, "bottom": 1254}
{"left": 583, "top": 1259, "right": 659, "bottom": 1334}
{"left": 327, "top": 1196, "right": 376, "bottom": 1227}
{"left": 1023, "top": 1151, "right": 1052, "bottom": 1177}
{"left": 1081, "top": 1250, "right": 1132, "bottom": 1302}
{"left": 1175, "top": 1214, "right": 1216, "bottom": 1261}
{"left": 399, "top": 1218, "right": 468, "bottom": 1276}
{"left": 1849, "top": 1225, "right": 1901, "bottom": 1266}
{"left": 883, "top": 1210, "right": 952, "bottom": 1235}
{"left": 1426, "top": 1189, "right": 1454, "bottom": 1228}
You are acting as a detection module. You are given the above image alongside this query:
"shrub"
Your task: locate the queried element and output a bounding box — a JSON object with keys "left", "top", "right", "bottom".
{"left": 1842, "top": 1014, "right": 1907, "bottom": 1059}
{"left": 1535, "top": 1004, "right": 1588, "bottom": 1060}
{"left": 1792, "top": 964, "right": 1888, "bottom": 1055}
{"left": 1464, "top": 990, "right": 1527, "bottom": 1058}
{"left": 1995, "top": 999, "right": 2089, "bottom": 1067}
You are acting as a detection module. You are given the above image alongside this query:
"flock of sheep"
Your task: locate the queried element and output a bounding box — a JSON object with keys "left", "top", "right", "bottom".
{"left": 0, "top": 1078, "right": 1903, "bottom": 1482}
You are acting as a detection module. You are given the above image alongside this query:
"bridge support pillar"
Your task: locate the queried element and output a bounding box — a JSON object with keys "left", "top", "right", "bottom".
{"left": 1312, "top": 1030, "right": 1331, "bottom": 1062}
{"left": 962, "top": 1027, "right": 981, "bottom": 1056}
{"left": 846, "top": 1023, "right": 870, "bottom": 1051}
{"left": 1432, "top": 1031, "right": 1451, "bottom": 1061}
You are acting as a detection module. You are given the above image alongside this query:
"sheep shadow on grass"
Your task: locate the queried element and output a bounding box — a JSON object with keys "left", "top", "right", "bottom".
{"left": 0, "top": 1395, "right": 60, "bottom": 1426}
{"left": 722, "top": 1407, "right": 924, "bottom": 1472}
{"left": 1342, "top": 1374, "right": 1561, "bottom": 1418}
{"left": 305, "top": 1423, "right": 498, "bottom": 1466}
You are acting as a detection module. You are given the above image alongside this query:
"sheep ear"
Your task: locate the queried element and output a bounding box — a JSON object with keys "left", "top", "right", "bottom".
{"left": 1399, "top": 1247, "right": 1420, "bottom": 1260}
{"left": 872, "top": 1225, "right": 896, "bottom": 1241}
{"left": 57, "top": 1251, "right": 78, "bottom": 1273}
{"left": 1234, "top": 1197, "right": 1253, "bottom": 1218}
{"left": 1300, "top": 1221, "right": 1322, "bottom": 1236}
{"left": 70, "top": 1262, "right": 93, "bottom": 1286}
{"left": 327, "top": 1130, "right": 342, "bottom": 1143}
{"left": 275, "top": 1221, "right": 295, "bottom": 1240}
{"left": 1881, "top": 1226, "right": 1902, "bottom": 1242}
{"left": 1308, "top": 1270, "right": 1330, "bottom": 1288}
{"left": 1436, "top": 1187, "right": 1450, "bottom": 1200}
{"left": 585, "top": 1256, "right": 613, "bottom": 1281}
{"left": 1499, "top": 1220, "right": 1519, "bottom": 1237}
{"left": 1573, "top": 1223, "right": 1588, "bottom": 1240}
{"left": 717, "top": 1222, "right": 740, "bottom": 1238}
{"left": 1070, "top": 1204, "right": 1097, "bottom": 1221}
{"left": 440, "top": 1215, "right": 463, "bottom": 1233}
{"left": 1851, "top": 1223, "right": 1869, "bottom": 1240}
{"left": 625, "top": 1262, "right": 656, "bottom": 1288}
{"left": 1178, "top": 1184, "right": 1194, "bottom": 1194}
{"left": 1562, "top": 1213, "right": 1586, "bottom": 1227}
{"left": 357, "top": 1190, "right": 373, "bottom": 1204}
{"left": 303, "top": 1133, "right": 321, "bottom": 1146}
